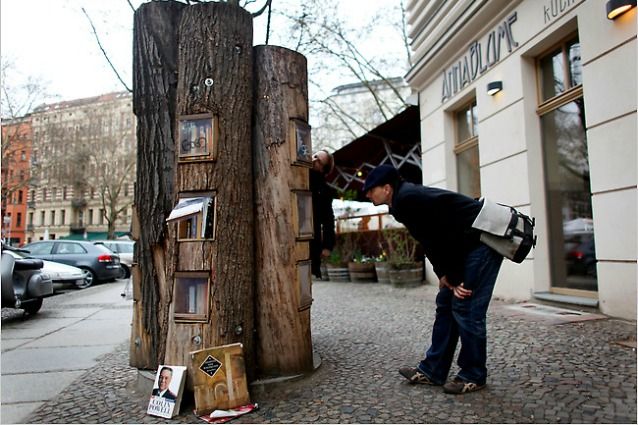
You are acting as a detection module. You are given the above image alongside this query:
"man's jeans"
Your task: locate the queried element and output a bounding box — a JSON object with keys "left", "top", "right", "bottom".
{"left": 418, "top": 243, "right": 503, "bottom": 385}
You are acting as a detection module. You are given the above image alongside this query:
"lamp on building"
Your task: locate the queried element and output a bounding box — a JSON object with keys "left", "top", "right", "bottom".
{"left": 487, "top": 81, "right": 503, "bottom": 96}
{"left": 606, "top": 0, "right": 636, "bottom": 19}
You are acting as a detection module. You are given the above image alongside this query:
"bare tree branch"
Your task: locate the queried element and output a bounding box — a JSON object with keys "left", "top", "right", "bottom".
{"left": 251, "top": 0, "right": 272, "bottom": 17}
{"left": 81, "top": 7, "right": 132, "bottom": 93}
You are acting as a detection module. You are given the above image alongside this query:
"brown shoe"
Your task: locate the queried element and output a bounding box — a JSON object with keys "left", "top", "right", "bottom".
{"left": 443, "top": 377, "right": 485, "bottom": 394}
{"left": 398, "top": 367, "right": 440, "bottom": 385}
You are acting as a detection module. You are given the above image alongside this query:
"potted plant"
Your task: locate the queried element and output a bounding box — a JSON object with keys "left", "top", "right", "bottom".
{"left": 373, "top": 251, "right": 390, "bottom": 284}
{"left": 348, "top": 250, "right": 377, "bottom": 283}
{"left": 384, "top": 228, "right": 423, "bottom": 288}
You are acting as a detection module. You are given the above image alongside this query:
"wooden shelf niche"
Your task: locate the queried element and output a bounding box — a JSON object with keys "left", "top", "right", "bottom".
{"left": 178, "top": 113, "right": 219, "bottom": 162}
{"left": 167, "top": 193, "right": 216, "bottom": 241}
{"left": 173, "top": 271, "right": 210, "bottom": 323}
{"left": 291, "top": 190, "right": 314, "bottom": 241}
{"left": 289, "top": 118, "right": 312, "bottom": 167}
{"left": 296, "top": 260, "right": 313, "bottom": 311}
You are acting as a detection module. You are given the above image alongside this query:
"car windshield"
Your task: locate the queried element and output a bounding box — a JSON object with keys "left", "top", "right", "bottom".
{"left": 94, "top": 244, "right": 114, "bottom": 254}
{"left": 118, "top": 243, "right": 134, "bottom": 253}
{"left": 3, "top": 248, "right": 29, "bottom": 259}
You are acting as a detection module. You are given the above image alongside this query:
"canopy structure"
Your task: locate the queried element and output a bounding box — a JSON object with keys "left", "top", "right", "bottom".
{"left": 326, "top": 105, "right": 422, "bottom": 201}
{"left": 59, "top": 231, "right": 130, "bottom": 241}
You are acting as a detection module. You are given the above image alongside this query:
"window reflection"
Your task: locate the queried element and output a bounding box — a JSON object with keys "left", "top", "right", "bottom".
{"left": 568, "top": 41, "right": 582, "bottom": 87}
{"left": 541, "top": 99, "right": 596, "bottom": 291}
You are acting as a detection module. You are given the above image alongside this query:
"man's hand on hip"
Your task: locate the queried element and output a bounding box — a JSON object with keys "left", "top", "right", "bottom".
{"left": 439, "top": 276, "right": 472, "bottom": 299}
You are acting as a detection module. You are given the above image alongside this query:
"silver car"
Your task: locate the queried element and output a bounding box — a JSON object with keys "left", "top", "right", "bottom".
{"left": 4, "top": 249, "right": 91, "bottom": 289}
{"left": 94, "top": 240, "right": 134, "bottom": 279}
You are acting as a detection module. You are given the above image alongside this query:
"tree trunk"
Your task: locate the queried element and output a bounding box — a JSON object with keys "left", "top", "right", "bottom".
{"left": 162, "top": 2, "right": 256, "bottom": 380}
{"left": 131, "top": 0, "right": 185, "bottom": 369}
{"left": 253, "top": 45, "right": 314, "bottom": 375}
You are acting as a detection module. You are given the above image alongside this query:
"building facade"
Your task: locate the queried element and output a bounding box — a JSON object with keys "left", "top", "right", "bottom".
{"left": 405, "top": 0, "right": 636, "bottom": 319}
{"left": 27, "top": 92, "right": 136, "bottom": 242}
{"left": 1, "top": 116, "right": 32, "bottom": 245}
{"left": 313, "top": 77, "right": 412, "bottom": 152}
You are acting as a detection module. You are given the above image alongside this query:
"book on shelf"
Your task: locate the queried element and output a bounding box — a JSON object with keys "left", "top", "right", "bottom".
{"left": 147, "top": 365, "right": 187, "bottom": 419}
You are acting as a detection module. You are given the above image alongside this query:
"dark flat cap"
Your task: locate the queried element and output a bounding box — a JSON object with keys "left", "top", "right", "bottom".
{"left": 362, "top": 165, "right": 400, "bottom": 193}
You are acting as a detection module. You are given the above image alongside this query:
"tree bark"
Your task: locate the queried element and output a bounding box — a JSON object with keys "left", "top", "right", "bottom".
{"left": 253, "top": 45, "right": 314, "bottom": 374}
{"left": 163, "top": 2, "right": 256, "bottom": 379}
{"left": 131, "top": 0, "right": 185, "bottom": 369}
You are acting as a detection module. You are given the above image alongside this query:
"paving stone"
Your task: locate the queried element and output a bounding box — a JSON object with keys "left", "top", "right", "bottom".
{"left": 18, "top": 281, "right": 637, "bottom": 424}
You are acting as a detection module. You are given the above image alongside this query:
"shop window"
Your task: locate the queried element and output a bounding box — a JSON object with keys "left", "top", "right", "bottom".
{"left": 454, "top": 99, "right": 481, "bottom": 199}
{"left": 173, "top": 272, "right": 210, "bottom": 322}
{"left": 537, "top": 34, "right": 596, "bottom": 293}
{"left": 289, "top": 119, "right": 312, "bottom": 167}
{"left": 291, "top": 190, "right": 313, "bottom": 241}
{"left": 178, "top": 114, "right": 217, "bottom": 161}
{"left": 167, "top": 194, "right": 216, "bottom": 241}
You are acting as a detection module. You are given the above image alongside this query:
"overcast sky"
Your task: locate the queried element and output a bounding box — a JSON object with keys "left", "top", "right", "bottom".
{"left": 1, "top": 0, "right": 405, "bottom": 107}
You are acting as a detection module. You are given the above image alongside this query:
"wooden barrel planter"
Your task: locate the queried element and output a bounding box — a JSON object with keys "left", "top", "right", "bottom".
{"left": 326, "top": 264, "right": 350, "bottom": 282}
{"left": 389, "top": 262, "right": 424, "bottom": 288}
{"left": 348, "top": 262, "right": 377, "bottom": 283}
{"left": 375, "top": 262, "right": 390, "bottom": 284}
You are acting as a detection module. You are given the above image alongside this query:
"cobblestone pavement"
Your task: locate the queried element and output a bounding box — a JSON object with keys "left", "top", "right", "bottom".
{"left": 24, "top": 281, "right": 636, "bottom": 424}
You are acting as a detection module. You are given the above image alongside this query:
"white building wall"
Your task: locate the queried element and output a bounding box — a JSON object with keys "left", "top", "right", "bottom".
{"left": 406, "top": 0, "right": 637, "bottom": 319}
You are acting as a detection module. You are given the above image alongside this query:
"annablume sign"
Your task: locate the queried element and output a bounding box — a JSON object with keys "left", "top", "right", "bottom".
{"left": 441, "top": 12, "right": 519, "bottom": 103}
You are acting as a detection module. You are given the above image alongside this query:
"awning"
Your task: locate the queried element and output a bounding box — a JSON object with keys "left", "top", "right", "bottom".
{"left": 59, "top": 231, "right": 129, "bottom": 241}
{"left": 326, "top": 105, "right": 422, "bottom": 201}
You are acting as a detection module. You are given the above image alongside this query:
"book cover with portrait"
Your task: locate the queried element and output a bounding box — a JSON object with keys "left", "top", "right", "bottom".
{"left": 147, "top": 365, "right": 187, "bottom": 419}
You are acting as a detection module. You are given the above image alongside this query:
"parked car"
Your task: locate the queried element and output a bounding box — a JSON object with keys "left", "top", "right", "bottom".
{"left": 21, "top": 240, "right": 121, "bottom": 287}
{"left": 3, "top": 248, "right": 91, "bottom": 289}
{"left": 94, "top": 240, "right": 134, "bottom": 278}
{"left": 565, "top": 232, "right": 597, "bottom": 277}
{"left": 1, "top": 243, "right": 53, "bottom": 314}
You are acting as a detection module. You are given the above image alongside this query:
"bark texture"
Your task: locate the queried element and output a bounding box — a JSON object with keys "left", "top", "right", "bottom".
{"left": 131, "top": 0, "right": 185, "bottom": 369}
{"left": 163, "top": 2, "right": 256, "bottom": 379}
{"left": 253, "top": 45, "right": 314, "bottom": 374}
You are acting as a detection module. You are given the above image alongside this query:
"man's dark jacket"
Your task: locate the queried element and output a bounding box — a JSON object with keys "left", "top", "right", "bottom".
{"left": 310, "top": 169, "right": 336, "bottom": 277}
{"left": 389, "top": 181, "right": 483, "bottom": 286}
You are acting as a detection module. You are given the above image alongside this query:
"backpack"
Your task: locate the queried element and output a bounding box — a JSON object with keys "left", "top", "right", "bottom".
{"left": 471, "top": 198, "right": 537, "bottom": 263}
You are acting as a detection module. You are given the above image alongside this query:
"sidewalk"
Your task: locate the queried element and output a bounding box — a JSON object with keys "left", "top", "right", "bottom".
{"left": 1, "top": 281, "right": 133, "bottom": 424}
{"left": 22, "top": 280, "right": 637, "bottom": 424}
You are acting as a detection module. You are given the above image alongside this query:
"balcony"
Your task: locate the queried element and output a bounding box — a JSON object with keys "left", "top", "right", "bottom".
{"left": 71, "top": 198, "right": 87, "bottom": 209}
{"left": 27, "top": 224, "right": 34, "bottom": 231}
{"left": 27, "top": 201, "right": 36, "bottom": 209}
{"left": 70, "top": 223, "right": 86, "bottom": 234}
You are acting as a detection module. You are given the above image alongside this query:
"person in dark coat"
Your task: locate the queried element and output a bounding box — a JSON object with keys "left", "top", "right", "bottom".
{"left": 310, "top": 149, "right": 336, "bottom": 279}
{"left": 363, "top": 165, "right": 503, "bottom": 394}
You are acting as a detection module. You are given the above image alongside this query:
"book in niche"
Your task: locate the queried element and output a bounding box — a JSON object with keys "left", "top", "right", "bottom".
{"left": 147, "top": 365, "right": 187, "bottom": 419}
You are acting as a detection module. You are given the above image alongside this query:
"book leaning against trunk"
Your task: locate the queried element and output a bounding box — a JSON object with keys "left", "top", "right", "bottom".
{"left": 147, "top": 365, "right": 187, "bottom": 419}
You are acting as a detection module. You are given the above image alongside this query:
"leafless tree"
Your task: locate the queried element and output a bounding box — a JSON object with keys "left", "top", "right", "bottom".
{"left": 1, "top": 60, "right": 50, "bottom": 220}
{"left": 33, "top": 94, "right": 136, "bottom": 239}
{"left": 269, "top": 0, "right": 412, "bottom": 150}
